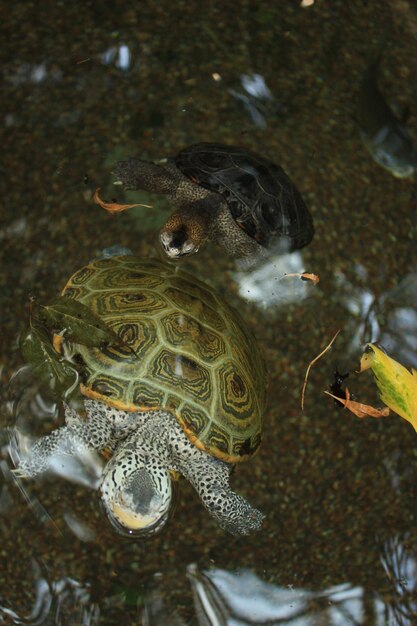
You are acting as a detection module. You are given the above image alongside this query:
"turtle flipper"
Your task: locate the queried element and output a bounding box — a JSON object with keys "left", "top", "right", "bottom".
{"left": 14, "top": 402, "right": 116, "bottom": 478}
{"left": 211, "top": 203, "right": 266, "bottom": 260}
{"left": 14, "top": 425, "right": 86, "bottom": 478}
{"left": 115, "top": 158, "right": 182, "bottom": 195}
{"left": 167, "top": 419, "right": 263, "bottom": 535}
{"left": 181, "top": 455, "right": 264, "bottom": 535}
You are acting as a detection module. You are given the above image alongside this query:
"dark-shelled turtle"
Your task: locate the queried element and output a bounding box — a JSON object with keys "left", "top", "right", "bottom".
{"left": 112, "top": 143, "right": 314, "bottom": 261}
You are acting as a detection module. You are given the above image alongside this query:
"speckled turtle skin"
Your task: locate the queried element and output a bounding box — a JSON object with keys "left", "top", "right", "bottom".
{"left": 61, "top": 255, "right": 266, "bottom": 464}
{"left": 173, "top": 143, "right": 314, "bottom": 250}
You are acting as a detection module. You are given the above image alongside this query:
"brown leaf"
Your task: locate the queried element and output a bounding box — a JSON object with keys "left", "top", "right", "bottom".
{"left": 284, "top": 272, "right": 320, "bottom": 286}
{"left": 93, "top": 188, "right": 152, "bottom": 213}
{"left": 324, "top": 388, "right": 390, "bottom": 419}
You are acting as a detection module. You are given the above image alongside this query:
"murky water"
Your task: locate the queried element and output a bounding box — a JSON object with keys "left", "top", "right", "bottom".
{"left": 2, "top": 1, "right": 417, "bottom": 624}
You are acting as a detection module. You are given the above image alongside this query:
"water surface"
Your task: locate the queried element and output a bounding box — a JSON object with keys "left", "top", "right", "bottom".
{"left": 2, "top": 1, "right": 417, "bottom": 624}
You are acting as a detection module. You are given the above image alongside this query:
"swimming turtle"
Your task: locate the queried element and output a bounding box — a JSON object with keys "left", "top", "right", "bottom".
{"left": 16, "top": 256, "right": 267, "bottom": 536}
{"left": 113, "top": 142, "right": 314, "bottom": 260}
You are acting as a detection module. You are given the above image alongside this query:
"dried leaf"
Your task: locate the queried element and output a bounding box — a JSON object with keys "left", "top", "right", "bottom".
{"left": 324, "top": 388, "right": 390, "bottom": 419}
{"left": 301, "top": 329, "right": 341, "bottom": 410}
{"left": 359, "top": 343, "right": 417, "bottom": 431}
{"left": 93, "top": 188, "right": 152, "bottom": 213}
{"left": 20, "top": 326, "right": 79, "bottom": 397}
{"left": 34, "top": 297, "right": 122, "bottom": 348}
{"left": 283, "top": 272, "right": 320, "bottom": 286}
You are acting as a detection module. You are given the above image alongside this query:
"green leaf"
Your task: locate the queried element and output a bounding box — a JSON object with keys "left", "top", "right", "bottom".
{"left": 34, "top": 297, "right": 121, "bottom": 348}
{"left": 360, "top": 343, "right": 417, "bottom": 431}
{"left": 20, "top": 326, "right": 79, "bottom": 398}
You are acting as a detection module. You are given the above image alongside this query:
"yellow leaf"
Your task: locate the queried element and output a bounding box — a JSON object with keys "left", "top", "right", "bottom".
{"left": 360, "top": 344, "right": 417, "bottom": 431}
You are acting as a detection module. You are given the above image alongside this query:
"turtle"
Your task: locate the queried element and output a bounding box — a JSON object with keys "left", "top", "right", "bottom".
{"left": 112, "top": 142, "right": 314, "bottom": 261}
{"left": 15, "top": 256, "right": 267, "bottom": 536}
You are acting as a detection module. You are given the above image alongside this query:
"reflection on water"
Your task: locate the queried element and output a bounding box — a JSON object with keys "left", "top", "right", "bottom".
{"left": 0, "top": 559, "right": 100, "bottom": 626}
{"left": 228, "top": 73, "right": 275, "bottom": 129}
{"left": 7, "top": 63, "right": 62, "bottom": 87}
{"left": 337, "top": 266, "right": 417, "bottom": 368}
{"left": 101, "top": 44, "right": 132, "bottom": 71}
{"left": 188, "top": 567, "right": 380, "bottom": 625}
{"left": 233, "top": 250, "right": 311, "bottom": 308}
{"left": 336, "top": 264, "right": 381, "bottom": 353}
{"left": 381, "top": 534, "right": 417, "bottom": 626}
{"left": 142, "top": 564, "right": 417, "bottom": 625}
{"left": 379, "top": 273, "right": 417, "bottom": 369}
{"left": 2, "top": 457, "right": 62, "bottom": 534}
{"left": 2, "top": 559, "right": 417, "bottom": 625}
{"left": 7, "top": 44, "right": 133, "bottom": 89}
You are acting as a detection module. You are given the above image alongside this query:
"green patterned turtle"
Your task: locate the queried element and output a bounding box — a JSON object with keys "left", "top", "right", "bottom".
{"left": 16, "top": 256, "right": 267, "bottom": 536}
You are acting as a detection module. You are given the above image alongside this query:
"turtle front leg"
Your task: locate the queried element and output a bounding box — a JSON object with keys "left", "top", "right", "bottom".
{"left": 115, "top": 159, "right": 212, "bottom": 205}
{"left": 14, "top": 401, "right": 116, "bottom": 478}
{"left": 167, "top": 424, "right": 263, "bottom": 535}
{"left": 212, "top": 204, "right": 266, "bottom": 261}
{"left": 180, "top": 455, "right": 264, "bottom": 535}
{"left": 115, "top": 159, "right": 183, "bottom": 195}
{"left": 13, "top": 427, "right": 74, "bottom": 478}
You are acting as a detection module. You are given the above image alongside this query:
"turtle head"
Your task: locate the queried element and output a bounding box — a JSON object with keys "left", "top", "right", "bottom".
{"left": 100, "top": 449, "right": 172, "bottom": 537}
{"left": 160, "top": 209, "right": 208, "bottom": 258}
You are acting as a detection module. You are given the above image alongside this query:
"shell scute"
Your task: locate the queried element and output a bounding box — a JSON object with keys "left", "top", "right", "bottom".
{"left": 97, "top": 268, "right": 165, "bottom": 289}
{"left": 203, "top": 423, "right": 230, "bottom": 455}
{"left": 166, "top": 276, "right": 219, "bottom": 308}
{"left": 131, "top": 382, "right": 166, "bottom": 411}
{"left": 164, "top": 287, "right": 226, "bottom": 332}
{"left": 89, "top": 375, "right": 125, "bottom": 401}
{"left": 62, "top": 256, "right": 266, "bottom": 463}
{"left": 150, "top": 349, "right": 212, "bottom": 405}
{"left": 66, "top": 265, "right": 96, "bottom": 287}
{"left": 215, "top": 362, "right": 256, "bottom": 422}
{"left": 232, "top": 432, "right": 261, "bottom": 458}
{"left": 89, "top": 291, "right": 167, "bottom": 318}
{"left": 160, "top": 312, "right": 226, "bottom": 363}
{"left": 105, "top": 317, "right": 157, "bottom": 358}
{"left": 179, "top": 404, "right": 208, "bottom": 438}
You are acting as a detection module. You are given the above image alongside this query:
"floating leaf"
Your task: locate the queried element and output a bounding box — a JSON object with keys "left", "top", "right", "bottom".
{"left": 283, "top": 272, "right": 320, "bottom": 286}
{"left": 93, "top": 187, "right": 152, "bottom": 213}
{"left": 324, "top": 387, "right": 390, "bottom": 419}
{"left": 34, "top": 297, "right": 121, "bottom": 348}
{"left": 20, "top": 326, "right": 79, "bottom": 397}
{"left": 359, "top": 343, "right": 417, "bottom": 431}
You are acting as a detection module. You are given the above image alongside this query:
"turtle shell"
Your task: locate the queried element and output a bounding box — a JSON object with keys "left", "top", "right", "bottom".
{"left": 61, "top": 256, "right": 266, "bottom": 463}
{"left": 174, "top": 142, "right": 314, "bottom": 251}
